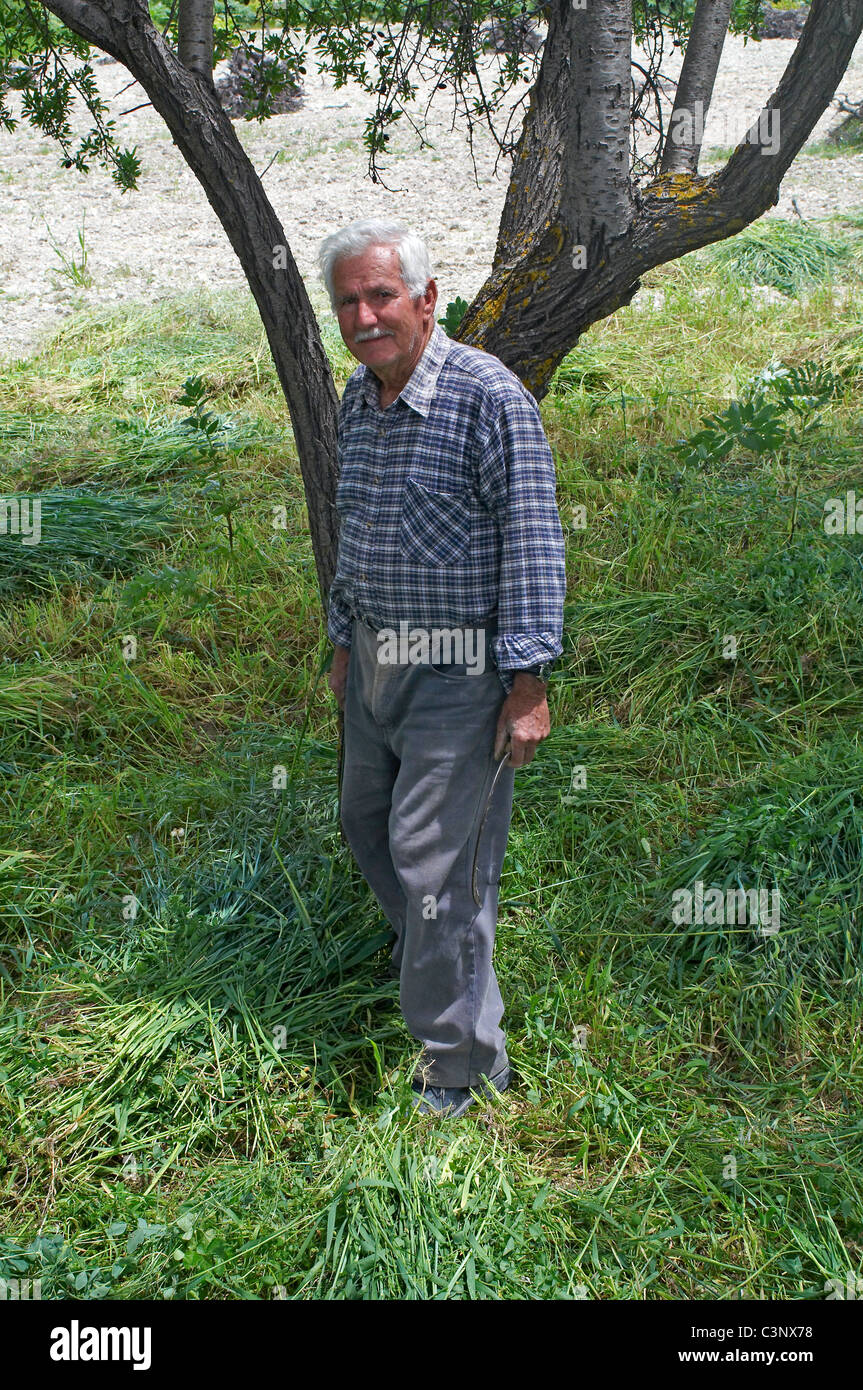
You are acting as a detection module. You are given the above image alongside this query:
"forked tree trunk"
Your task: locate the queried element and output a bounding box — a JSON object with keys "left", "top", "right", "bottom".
{"left": 42, "top": 0, "right": 863, "bottom": 571}
{"left": 458, "top": 0, "right": 863, "bottom": 400}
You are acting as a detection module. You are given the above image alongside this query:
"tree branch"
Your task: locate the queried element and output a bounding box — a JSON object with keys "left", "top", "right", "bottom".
{"left": 562, "top": 0, "right": 634, "bottom": 246}
{"left": 661, "top": 0, "right": 734, "bottom": 174}
{"left": 460, "top": 0, "right": 863, "bottom": 399}
{"left": 41, "top": 0, "right": 131, "bottom": 60}
{"left": 177, "top": 0, "right": 214, "bottom": 87}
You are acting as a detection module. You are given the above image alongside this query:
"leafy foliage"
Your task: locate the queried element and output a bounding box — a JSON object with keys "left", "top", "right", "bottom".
{"left": 438, "top": 296, "right": 469, "bottom": 334}
{"left": 673, "top": 359, "right": 841, "bottom": 466}
{"left": 3, "top": 0, "right": 769, "bottom": 189}
{"left": 0, "top": 0, "right": 141, "bottom": 187}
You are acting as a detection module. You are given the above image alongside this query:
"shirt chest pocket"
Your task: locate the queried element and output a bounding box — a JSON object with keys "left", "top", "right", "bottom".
{"left": 399, "top": 477, "right": 471, "bottom": 567}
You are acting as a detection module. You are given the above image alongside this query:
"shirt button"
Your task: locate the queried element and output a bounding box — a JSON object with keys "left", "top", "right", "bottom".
{"left": 373, "top": 475, "right": 380, "bottom": 484}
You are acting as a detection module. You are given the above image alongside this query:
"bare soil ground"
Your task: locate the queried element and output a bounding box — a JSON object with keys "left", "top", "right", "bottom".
{"left": 1, "top": 30, "right": 862, "bottom": 363}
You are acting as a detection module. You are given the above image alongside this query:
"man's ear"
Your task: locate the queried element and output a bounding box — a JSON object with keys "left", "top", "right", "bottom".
{"left": 423, "top": 278, "right": 438, "bottom": 320}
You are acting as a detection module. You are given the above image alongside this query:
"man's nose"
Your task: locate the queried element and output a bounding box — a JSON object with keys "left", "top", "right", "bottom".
{"left": 355, "top": 298, "right": 377, "bottom": 328}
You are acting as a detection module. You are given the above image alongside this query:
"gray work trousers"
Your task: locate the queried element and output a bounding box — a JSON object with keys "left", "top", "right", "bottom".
{"left": 340, "top": 614, "right": 516, "bottom": 1089}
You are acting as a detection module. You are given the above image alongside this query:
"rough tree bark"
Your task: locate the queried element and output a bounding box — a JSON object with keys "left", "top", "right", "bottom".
{"left": 661, "top": 0, "right": 735, "bottom": 174}
{"left": 36, "top": 0, "right": 863, "bottom": 579}
{"left": 458, "top": 0, "right": 863, "bottom": 399}
{"left": 42, "top": 0, "right": 341, "bottom": 609}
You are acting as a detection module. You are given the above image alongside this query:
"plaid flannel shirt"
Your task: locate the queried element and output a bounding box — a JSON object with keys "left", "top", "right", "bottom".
{"left": 327, "top": 323, "right": 566, "bottom": 693}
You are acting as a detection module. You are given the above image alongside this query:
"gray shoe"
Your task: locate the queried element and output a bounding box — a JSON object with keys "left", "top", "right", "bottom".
{"left": 411, "top": 1065, "right": 511, "bottom": 1117}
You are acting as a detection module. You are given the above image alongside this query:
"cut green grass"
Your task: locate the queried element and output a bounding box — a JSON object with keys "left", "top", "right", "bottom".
{"left": 697, "top": 217, "right": 858, "bottom": 297}
{"left": 1, "top": 241, "right": 862, "bottom": 1301}
{"left": 0, "top": 489, "right": 180, "bottom": 595}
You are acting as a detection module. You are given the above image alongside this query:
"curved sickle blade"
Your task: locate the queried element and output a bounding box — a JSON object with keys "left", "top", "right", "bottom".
{"left": 471, "top": 739, "right": 512, "bottom": 907}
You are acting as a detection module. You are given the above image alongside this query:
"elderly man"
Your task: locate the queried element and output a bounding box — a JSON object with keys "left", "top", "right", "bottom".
{"left": 319, "top": 217, "right": 566, "bottom": 1117}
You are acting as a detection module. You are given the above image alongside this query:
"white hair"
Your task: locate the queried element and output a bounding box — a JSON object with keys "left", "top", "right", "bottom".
{"left": 317, "top": 218, "right": 433, "bottom": 309}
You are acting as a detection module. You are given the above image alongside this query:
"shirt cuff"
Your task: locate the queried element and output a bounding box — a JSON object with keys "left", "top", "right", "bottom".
{"left": 493, "top": 631, "right": 562, "bottom": 674}
{"left": 327, "top": 595, "right": 353, "bottom": 649}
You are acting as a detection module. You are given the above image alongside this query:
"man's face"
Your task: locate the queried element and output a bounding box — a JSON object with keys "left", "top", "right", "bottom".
{"left": 332, "top": 243, "right": 437, "bottom": 384}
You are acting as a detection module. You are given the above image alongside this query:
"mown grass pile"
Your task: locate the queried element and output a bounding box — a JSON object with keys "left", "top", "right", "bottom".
{"left": 698, "top": 218, "right": 856, "bottom": 297}
{"left": 1, "top": 214, "right": 862, "bottom": 1299}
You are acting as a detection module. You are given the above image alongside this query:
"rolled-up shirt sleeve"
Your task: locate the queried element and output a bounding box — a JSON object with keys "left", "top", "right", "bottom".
{"left": 473, "top": 385, "right": 566, "bottom": 692}
{"left": 327, "top": 587, "right": 353, "bottom": 649}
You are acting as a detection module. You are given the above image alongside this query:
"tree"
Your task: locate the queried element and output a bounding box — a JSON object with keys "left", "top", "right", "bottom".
{"left": 2, "top": 0, "right": 862, "bottom": 606}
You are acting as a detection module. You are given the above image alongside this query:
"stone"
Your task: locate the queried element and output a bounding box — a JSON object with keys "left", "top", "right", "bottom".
{"left": 479, "top": 15, "right": 544, "bottom": 54}
{"left": 214, "top": 45, "right": 303, "bottom": 120}
{"left": 757, "top": 5, "right": 808, "bottom": 40}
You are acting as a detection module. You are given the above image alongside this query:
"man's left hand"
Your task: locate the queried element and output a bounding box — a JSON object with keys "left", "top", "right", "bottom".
{"left": 494, "top": 672, "right": 551, "bottom": 768}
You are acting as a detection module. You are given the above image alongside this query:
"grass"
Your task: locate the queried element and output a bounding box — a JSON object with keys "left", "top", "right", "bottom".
{"left": 0, "top": 490, "right": 181, "bottom": 594}
{"left": 45, "top": 216, "right": 93, "bottom": 290}
{"left": 697, "top": 217, "right": 859, "bottom": 297}
{"left": 803, "top": 132, "right": 863, "bottom": 158}
{"left": 1, "top": 218, "right": 862, "bottom": 1300}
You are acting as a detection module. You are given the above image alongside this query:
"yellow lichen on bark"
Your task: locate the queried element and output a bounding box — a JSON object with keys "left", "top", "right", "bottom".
{"left": 647, "top": 172, "right": 712, "bottom": 202}
{"left": 460, "top": 278, "right": 512, "bottom": 339}
{"left": 525, "top": 356, "right": 559, "bottom": 397}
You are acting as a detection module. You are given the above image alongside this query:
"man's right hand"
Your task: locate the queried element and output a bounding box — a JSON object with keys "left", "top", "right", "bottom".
{"left": 328, "top": 644, "right": 350, "bottom": 711}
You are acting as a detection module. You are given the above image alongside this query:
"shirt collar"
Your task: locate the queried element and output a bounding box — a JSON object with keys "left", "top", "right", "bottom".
{"left": 359, "top": 322, "right": 451, "bottom": 418}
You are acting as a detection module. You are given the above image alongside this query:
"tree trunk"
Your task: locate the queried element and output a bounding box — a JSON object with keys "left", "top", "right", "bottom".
{"left": 661, "top": 0, "right": 734, "bottom": 174}
{"left": 460, "top": 0, "right": 863, "bottom": 400}
{"left": 177, "top": 0, "right": 214, "bottom": 87}
{"left": 40, "top": 0, "right": 863, "bottom": 480}
{"left": 43, "top": 0, "right": 341, "bottom": 610}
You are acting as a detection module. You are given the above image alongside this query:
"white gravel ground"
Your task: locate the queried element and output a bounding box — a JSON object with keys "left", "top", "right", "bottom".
{"left": 1, "top": 28, "right": 862, "bottom": 363}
